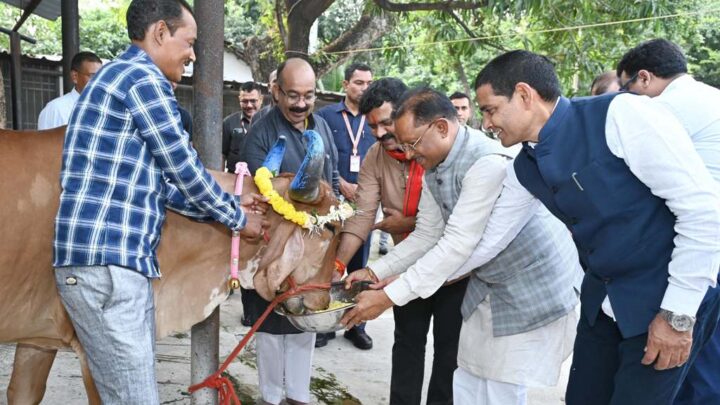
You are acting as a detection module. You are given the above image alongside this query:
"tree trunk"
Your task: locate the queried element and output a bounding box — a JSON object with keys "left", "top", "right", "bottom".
{"left": 285, "top": 0, "right": 334, "bottom": 58}
{"left": 315, "top": 12, "right": 394, "bottom": 77}
{"left": 243, "top": 35, "right": 280, "bottom": 83}
{"left": 0, "top": 67, "right": 6, "bottom": 129}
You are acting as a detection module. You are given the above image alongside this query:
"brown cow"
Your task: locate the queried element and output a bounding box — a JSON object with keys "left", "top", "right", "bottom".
{"left": 1, "top": 127, "right": 341, "bottom": 404}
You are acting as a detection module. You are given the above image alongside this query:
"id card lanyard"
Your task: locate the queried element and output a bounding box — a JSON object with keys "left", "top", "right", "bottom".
{"left": 342, "top": 111, "right": 366, "bottom": 173}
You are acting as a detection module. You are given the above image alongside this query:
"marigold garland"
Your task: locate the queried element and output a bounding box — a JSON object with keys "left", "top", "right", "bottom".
{"left": 254, "top": 167, "right": 311, "bottom": 228}
{"left": 253, "top": 167, "right": 356, "bottom": 233}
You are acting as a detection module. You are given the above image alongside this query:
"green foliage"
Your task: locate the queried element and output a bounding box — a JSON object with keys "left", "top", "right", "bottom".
{"left": 0, "top": 1, "right": 129, "bottom": 59}
{"left": 365, "top": 0, "right": 720, "bottom": 96}
{"left": 0, "top": 0, "right": 716, "bottom": 94}
{"left": 225, "top": 0, "right": 264, "bottom": 51}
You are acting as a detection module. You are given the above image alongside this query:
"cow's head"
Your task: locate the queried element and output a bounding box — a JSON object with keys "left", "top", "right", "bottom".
{"left": 245, "top": 131, "right": 343, "bottom": 314}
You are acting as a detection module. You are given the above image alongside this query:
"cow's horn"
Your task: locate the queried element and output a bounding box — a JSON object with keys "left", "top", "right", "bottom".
{"left": 261, "top": 135, "right": 287, "bottom": 175}
{"left": 289, "top": 130, "right": 324, "bottom": 203}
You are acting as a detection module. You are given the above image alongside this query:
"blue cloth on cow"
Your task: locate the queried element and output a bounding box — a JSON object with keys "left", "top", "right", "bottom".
{"left": 53, "top": 45, "right": 245, "bottom": 278}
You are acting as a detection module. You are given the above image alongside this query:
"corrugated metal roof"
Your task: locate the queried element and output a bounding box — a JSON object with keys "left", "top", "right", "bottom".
{"left": 1, "top": 0, "right": 62, "bottom": 21}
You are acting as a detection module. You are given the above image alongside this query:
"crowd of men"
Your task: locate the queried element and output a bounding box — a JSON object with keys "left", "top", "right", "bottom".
{"left": 34, "top": 0, "right": 720, "bottom": 404}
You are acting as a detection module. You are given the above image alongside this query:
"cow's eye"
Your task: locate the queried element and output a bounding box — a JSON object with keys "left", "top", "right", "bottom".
{"left": 324, "top": 223, "right": 336, "bottom": 234}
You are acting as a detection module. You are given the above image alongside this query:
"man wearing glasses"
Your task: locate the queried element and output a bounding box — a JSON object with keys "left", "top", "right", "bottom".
{"left": 222, "top": 81, "right": 264, "bottom": 172}
{"left": 343, "top": 88, "right": 582, "bottom": 404}
{"left": 240, "top": 57, "right": 340, "bottom": 405}
{"left": 617, "top": 38, "right": 720, "bottom": 405}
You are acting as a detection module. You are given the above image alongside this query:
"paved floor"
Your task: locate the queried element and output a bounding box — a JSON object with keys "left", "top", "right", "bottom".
{"left": 0, "top": 231, "right": 571, "bottom": 404}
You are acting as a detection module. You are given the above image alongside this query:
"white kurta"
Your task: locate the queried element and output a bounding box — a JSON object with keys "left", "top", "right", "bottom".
{"left": 457, "top": 297, "right": 577, "bottom": 387}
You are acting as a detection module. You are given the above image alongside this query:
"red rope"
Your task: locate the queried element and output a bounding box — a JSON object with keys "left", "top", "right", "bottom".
{"left": 188, "top": 282, "right": 331, "bottom": 405}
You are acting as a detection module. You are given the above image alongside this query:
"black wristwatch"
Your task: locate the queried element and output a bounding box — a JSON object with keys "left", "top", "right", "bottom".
{"left": 658, "top": 309, "right": 695, "bottom": 332}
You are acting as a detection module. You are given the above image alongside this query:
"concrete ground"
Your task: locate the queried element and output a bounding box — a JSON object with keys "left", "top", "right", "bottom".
{"left": 0, "top": 231, "right": 571, "bottom": 404}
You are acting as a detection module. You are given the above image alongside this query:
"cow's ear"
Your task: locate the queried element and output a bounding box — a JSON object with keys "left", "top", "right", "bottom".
{"left": 257, "top": 220, "right": 296, "bottom": 271}
{"left": 266, "top": 227, "right": 305, "bottom": 294}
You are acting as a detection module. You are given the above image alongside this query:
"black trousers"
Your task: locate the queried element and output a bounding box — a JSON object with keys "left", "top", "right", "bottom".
{"left": 566, "top": 285, "right": 720, "bottom": 405}
{"left": 390, "top": 278, "right": 468, "bottom": 405}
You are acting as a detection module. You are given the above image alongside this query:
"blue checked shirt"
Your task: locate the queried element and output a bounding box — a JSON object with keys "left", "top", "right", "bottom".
{"left": 53, "top": 45, "right": 246, "bottom": 278}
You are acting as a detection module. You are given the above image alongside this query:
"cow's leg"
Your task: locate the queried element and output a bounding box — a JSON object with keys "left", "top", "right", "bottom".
{"left": 69, "top": 338, "right": 101, "bottom": 405}
{"left": 7, "top": 343, "right": 57, "bottom": 405}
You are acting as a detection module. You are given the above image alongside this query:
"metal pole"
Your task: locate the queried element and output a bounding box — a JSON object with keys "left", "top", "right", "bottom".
{"left": 61, "top": 0, "right": 79, "bottom": 93}
{"left": 190, "top": 1, "right": 224, "bottom": 404}
{"left": 9, "top": 31, "right": 22, "bottom": 130}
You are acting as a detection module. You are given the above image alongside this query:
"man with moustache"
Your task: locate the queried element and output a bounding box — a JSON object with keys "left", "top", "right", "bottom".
{"left": 241, "top": 57, "right": 340, "bottom": 405}
{"left": 474, "top": 50, "right": 720, "bottom": 404}
{"left": 52, "top": 1, "right": 266, "bottom": 402}
{"left": 223, "top": 81, "right": 264, "bottom": 172}
{"left": 343, "top": 88, "right": 581, "bottom": 404}
{"left": 315, "top": 63, "right": 376, "bottom": 349}
{"left": 335, "top": 78, "right": 463, "bottom": 404}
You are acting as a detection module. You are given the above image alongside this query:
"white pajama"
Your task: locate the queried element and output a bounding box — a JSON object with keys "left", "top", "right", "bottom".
{"left": 453, "top": 367, "right": 527, "bottom": 405}
{"left": 457, "top": 298, "right": 577, "bottom": 388}
{"left": 453, "top": 298, "right": 577, "bottom": 405}
{"left": 255, "top": 332, "right": 315, "bottom": 404}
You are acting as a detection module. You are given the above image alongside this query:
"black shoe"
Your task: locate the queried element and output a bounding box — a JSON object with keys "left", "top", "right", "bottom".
{"left": 378, "top": 246, "right": 388, "bottom": 255}
{"left": 344, "top": 327, "right": 373, "bottom": 350}
{"left": 315, "top": 332, "right": 336, "bottom": 348}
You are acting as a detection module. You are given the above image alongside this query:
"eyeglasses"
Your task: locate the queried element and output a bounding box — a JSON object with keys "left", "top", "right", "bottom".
{"left": 240, "top": 99, "right": 259, "bottom": 105}
{"left": 399, "top": 119, "right": 440, "bottom": 153}
{"left": 278, "top": 86, "right": 316, "bottom": 104}
{"left": 619, "top": 72, "right": 639, "bottom": 92}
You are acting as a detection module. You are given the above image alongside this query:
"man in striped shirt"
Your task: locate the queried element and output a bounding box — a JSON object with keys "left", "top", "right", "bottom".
{"left": 52, "top": 1, "right": 265, "bottom": 403}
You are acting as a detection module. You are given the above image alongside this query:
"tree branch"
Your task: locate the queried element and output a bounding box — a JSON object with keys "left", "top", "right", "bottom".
{"left": 373, "top": 0, "right": 488, "bottom": 12}
{"left": 446, "top": 10, "right": 506, "bottom": 52}
{"left": 314, "top": 12, "right": 394, "bottom": 77}
{"left": 446, "top": 10, "right": 476, "bottom": 38}
{"left": 276, "top": 0, "right": 287, "bottom": 48}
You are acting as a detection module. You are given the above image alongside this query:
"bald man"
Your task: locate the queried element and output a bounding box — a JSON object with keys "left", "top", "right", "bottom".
{"left": 240, "top": 58, "right": 340, "bottom": 405}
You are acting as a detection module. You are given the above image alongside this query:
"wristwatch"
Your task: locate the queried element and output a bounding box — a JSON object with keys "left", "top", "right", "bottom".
{"left": 658, "top": 309, "right": 695, "bottom": 332}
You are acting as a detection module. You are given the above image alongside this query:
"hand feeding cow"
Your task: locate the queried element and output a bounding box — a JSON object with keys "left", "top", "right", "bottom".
{"left": 1, "top": 127, "right": 343, "bottom": 404}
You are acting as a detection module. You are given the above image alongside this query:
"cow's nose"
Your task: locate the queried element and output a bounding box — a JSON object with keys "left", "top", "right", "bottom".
{"left": 283, "top": 296, "right": 305, "bottom": 315}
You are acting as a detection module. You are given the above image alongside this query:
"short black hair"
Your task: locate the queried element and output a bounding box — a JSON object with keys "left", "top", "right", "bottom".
{"left": 344, "top": 63, "right": 372, "bottom": 81}
{"left": 126, "top": 0, "right": 194, "bottom": 42}
{"left": 240, "top": 81, "right": 263, "bottom": 93}
{"left": 449, "top": 91, "right": 470, "bottom": 101}
{"left": 590, "top": 71, "right": 619, "bottom": 95}
{"left": 71, "top": 51, "right": 102, "bottom": 72}
{"left": 394, "top": 87, "right": 458, "bottom": 127}
{"left": 359, "top": 77, "right": 408, "bottom": 115}
{"left": 616, "top": 38, "right": 687, "bottom": 79}
{"left": 474, "top": 50, "right": 561, "bottom": 102}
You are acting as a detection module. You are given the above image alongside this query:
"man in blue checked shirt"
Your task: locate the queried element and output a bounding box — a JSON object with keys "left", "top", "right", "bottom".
{"left": 52, "top": 1, "right": 266, "bottom": 403}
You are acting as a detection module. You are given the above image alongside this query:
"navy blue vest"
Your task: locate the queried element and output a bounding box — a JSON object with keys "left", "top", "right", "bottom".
{"left": 514, "top": 94, "right": 676, "bottom": 338}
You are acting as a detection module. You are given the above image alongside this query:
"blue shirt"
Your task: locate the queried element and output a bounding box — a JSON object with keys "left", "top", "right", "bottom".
{"left": 316, "top": 100, "right": 375, "bottom": 184}
{"left": 53, "top": 45, "right": 246, "bottom": 278}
